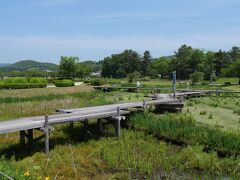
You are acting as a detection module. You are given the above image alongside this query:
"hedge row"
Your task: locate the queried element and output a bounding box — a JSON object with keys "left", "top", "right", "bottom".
{"left": 0, "top": 83, "right": 47, "bottom": 90}
{"left": 3, "top": 77, "right": 47, "bottom": 84}
{"left": 54, "top": 79, "right": 74, "bottom": 87}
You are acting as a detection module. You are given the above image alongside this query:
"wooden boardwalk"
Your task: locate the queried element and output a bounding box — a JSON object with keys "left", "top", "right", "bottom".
{"left": 0, "top": 96, "right": 183, "bottom": 154}
{"left": 93, "top": 86, "right": 240, "bottom": 94}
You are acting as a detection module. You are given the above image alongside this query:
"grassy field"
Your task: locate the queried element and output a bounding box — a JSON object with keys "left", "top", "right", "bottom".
{"left": 0, "top": 84, "right": 93, "bottom": 97}
{"left": 183, "top": 96, "right": 240, "bottom": 131}
{"left": 0, "top": 84, "right": 240, "bottom": 179}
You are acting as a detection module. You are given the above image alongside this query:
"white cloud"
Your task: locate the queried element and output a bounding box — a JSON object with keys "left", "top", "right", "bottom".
{"left": 0, "top": 33, "right": 239, "bottom": 63}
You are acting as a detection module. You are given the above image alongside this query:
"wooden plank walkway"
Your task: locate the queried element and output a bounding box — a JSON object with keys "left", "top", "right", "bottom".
{"left": 93, "top": 86, "right": 240, "bottom": 94}
{"left": 0, "top": 97, "right": 184, "bottom": 153}
{"left": 1, "top": 91, "right": 215, "bottom": 154}
{"left": 0, "top": 109, "right": 129, "bottom": 134}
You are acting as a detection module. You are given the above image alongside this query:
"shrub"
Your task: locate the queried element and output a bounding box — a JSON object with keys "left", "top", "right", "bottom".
{"left": 189, "top": 72, "right": 204, "bottom": 85}
{"left": 208, "top": 113, "right": 213, "bottom": 119}
{"left": 29, "top": 77, "right": 47, "bottom": 84}
{"left": 12, "top": 77, "right": 28, "bottom": 83}
{"left": 83, "top": 80, "right": 90, "bottom": 84}
{"left": 0, "top": 83, "right": 47, "bottom": 90}
{"left": 54, "top": 79, "right": 74, "bottom": 87}
{"left": 200, "top": 111, "right": 207, "bottom": 115}
{"left": 127, "top": 71, "right": 140, "bottom": 83}
{"left": 233, "top": 109, "right": 240, "bottom": 115}
{"left": 90, "top": 79, "right": 105, "bottom": 86}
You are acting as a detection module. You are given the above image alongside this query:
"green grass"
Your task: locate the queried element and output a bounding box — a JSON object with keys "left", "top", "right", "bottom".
{"left": 0, "top": 85, "right": 240, "bottom": 178}
{"left": 184, "top": 103, "right": 240, "bottom": 131}
{"left": 0, "top": 90, "right": 146, "bottom": 121}
{"left": 2, "top": 127, "right": 240, "bottom": 179}
{"left": 216, "top": 78, "right": 239, "bottom": 84}
{"left": 0, "top": 157, "right": 27, "bottom": 180}
{"left": 0, "top": 84, "right": 93, "bottom": 97}
{"left": 129, "top": 112, "right": 240, "bottom": 156}
{"left": 222, "top": 85, "right": 240, "bottom": 91}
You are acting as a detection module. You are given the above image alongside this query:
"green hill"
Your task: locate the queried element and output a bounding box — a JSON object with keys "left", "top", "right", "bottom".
{"left": 0, "top": 60, "right": 58, "bottom": 72}
{"left": 79, "top": 60, "right": 102, "bottom": 72}
{"left": 0, "top": 63, "right": 10, "bottom": 67}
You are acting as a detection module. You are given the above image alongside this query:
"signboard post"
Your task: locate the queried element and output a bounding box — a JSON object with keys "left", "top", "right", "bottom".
{"left": 172, "top": 71, "right": 176, "bottom": 98}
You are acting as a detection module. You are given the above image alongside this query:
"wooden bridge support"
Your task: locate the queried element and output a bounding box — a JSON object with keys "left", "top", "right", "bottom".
{"left": 44, "top": 115, "right": 49, "bottom": 155}
{"left": 115, "top": 118, "right": 121, "bottom": 138}
{"left": 97, "top": 119, "right": 103, "bottom": 135}
{"left": 19, "top": 129, "right": 33, "bottom": 146}
{"left": 20, "top": 131, "right": 25, "bottom": 145}
{"left": 114, "top": 107, "right": 121, "bottom": 138}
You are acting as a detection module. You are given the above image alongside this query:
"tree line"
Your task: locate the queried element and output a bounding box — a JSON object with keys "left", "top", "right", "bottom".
{"left": 1, "top": 45, "right": 239, "bottom": 84}
{"left": 100, "top": 45, "right": 240, "bottom": 84}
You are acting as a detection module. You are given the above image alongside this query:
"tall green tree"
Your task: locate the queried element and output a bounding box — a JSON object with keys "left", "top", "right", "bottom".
{"left": 190, "top": 49, "right": 206, "bottom": 72}
{"left": 150, "top": 57, "right": 170, "bottom": 78}
{"left": 101, "top": 49, "right": 141, "bottom": 78}
{"left": 122, "top": 49, "right": 141, "bottom": 74}
{"left": 229, "top": 46, "right": 240, "bottom": 62}
{"left": 141, "top": 50, "right": 152, "bottom": 76}
{"left": 76, "top": 64, "right": 91, "bottom": 80}
{"left": 171, "top": 45, "right": 193, "bottom": 79}
{"left": 59, "top": 56, "right": 78, "bottom": 79}
{"left": 225, "top": 59, "right": 240, "bottom": 84}
{"left": 213, "top": 50, "right": 232, "bottom": 76}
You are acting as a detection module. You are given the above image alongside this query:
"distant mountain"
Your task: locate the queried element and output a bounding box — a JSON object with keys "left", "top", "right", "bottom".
{"left": 0, "top": 60, "right": 58, "bottom": 72}
{"left": 0, "top": 63, "right": 10, "bottom": 67}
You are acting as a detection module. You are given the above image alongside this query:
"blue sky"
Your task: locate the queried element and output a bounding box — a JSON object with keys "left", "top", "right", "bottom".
{"left": 0, "top": 0, "right": 239, "bottom": 64}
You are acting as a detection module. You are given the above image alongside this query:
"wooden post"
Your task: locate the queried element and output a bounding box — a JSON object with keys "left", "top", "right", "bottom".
{"left": 44, "top": 115, "right": 49, "bottom": 155}
{"left": 180, "top": 96, "right": 184, "bottom": 102}
{"left": 115, "top": 107, "right": 121, "bottom": 138}
{"left": 27, "top": 129, "right": 33, "bottom": 146}
{"left": 117, "top": 106, "right": 120, "bottom": 117}
{"left": 97, "top": 119, "right": 103, "bottom": 135}
{"left": 143, "top": 100, "right": 146, "bottom": 109}
{"left": 20, "top": 131, "right": 25, "bottom": 145}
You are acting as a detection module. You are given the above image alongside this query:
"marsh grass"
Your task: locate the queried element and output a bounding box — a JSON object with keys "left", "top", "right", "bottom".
{"left": 0, "top": 85, "right": 240, "bottom": 178}
{"left": 3, "top": 126, "right": 240, "bottom": 179}
{"left": 129, "top": 112, "right": 240, "bottom": 157}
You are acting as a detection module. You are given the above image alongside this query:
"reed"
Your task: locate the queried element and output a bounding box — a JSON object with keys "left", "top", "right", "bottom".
{"left": 129, "top": 112, "right": 240, "bottom": 156}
